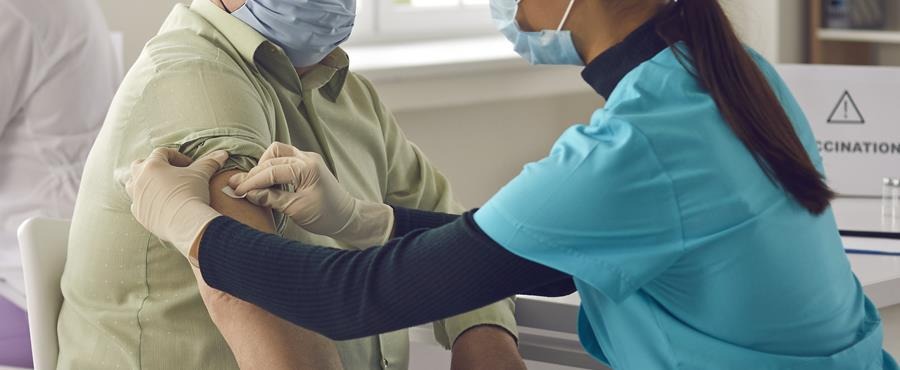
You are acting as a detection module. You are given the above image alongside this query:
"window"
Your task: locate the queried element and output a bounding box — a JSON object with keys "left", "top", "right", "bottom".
{"left": 350, "top": 0, "right": 496, "bottom": 44}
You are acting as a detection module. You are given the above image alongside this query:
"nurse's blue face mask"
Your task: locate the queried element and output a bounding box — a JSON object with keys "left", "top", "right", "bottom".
{"left": 230, "top": 0, "right": 356, "bottom": 68}
{"left": 490, "top": 0, "right": 583, "bottom": 66}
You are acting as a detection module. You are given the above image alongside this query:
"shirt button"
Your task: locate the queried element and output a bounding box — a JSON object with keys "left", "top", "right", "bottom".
{"left": 381, "top": 359, "right": 389, "bottom": 368}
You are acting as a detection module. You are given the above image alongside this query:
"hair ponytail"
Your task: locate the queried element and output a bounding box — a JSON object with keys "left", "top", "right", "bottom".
{"left": 654, "top": 0, "right": 835, "bottom": 214}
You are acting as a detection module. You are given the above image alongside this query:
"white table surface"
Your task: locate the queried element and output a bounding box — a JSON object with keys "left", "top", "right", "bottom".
{"left": 832, "top": 197, "right": 900, "bottom": 234}
{"left": 833, "top": 197, "right": 900, "bottom": 308}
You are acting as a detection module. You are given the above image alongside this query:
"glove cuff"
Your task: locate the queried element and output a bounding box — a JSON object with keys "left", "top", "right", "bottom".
{"left": 330, "top": 199, "right": 395, "bottom": 248}
{"left": 181, "top": 206, "right": 224, "bottom": 266}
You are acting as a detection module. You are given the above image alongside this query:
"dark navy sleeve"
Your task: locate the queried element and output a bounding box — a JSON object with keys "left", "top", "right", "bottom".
{"left": 391, "top": 206, "right": 460, "bottom": 237}
{"left": 390, "top": 207, "right": 576, "bottom": 297}
{"left": 198, "top": 208, "right": 574, "bottom": 341}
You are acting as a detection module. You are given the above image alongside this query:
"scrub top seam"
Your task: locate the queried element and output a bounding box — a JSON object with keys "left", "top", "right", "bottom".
{"left": 518, "top": 141, "right": 604, "bottom": 228}
{"left": 647, "top": 294, "right": 684, "bottom": 369}
{"left": 485, "top": 203, "right": 641, "bottom": 298}
{"left": 515, "top": 223, "right": 640, "bottom": 293}
{"left": 477, "top": 137, "right": 601, "bottom": 231}
{"left": 625, "top": 124, "right": 687, "bottom": 255}
{"left": 474, "top": 140, "right": 605, "bottom": 279}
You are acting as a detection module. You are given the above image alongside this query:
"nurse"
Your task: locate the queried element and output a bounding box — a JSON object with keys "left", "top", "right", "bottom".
{"left": 126, "top": 0, "right": 898, "bottom": 368}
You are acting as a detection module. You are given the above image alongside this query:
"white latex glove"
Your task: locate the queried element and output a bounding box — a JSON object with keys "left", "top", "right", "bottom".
{"left": 125, "top": 148, "right": 227, "bottom": 261}
{"left": 228, "top": 142, "right": 394, "bottom": 248}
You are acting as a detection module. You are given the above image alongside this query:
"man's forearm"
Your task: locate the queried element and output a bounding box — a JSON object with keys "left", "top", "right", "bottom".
{"left": 204, "top": 170, "right": 343, "bottom": 370}
{"left": 195, "top": 267, "right": 343, "bottom": 370}
{"left": 221, "top": 304, "right": 344, "bottom": 370}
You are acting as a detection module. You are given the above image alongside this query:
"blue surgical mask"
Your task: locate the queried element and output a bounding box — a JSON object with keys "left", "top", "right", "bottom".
{"left": 490, "top": 0, "right": 583, "bottom": 66}
{"left": 232, "top": 0, "right": 356, "bottom": 68}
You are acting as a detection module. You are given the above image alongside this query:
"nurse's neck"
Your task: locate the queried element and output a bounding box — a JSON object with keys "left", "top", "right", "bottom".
{"left": 568, "top": 1, "right": 667, "bottom": 64}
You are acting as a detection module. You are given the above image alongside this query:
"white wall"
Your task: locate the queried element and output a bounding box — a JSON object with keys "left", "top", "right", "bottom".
{"left": 98, "top": 0, "right": 186, "bottom": 67}
{"left": 394, "top": 93, "right": 600, "bottom": 208}
{"left": 723, "top": 0, "right": 807, "bottom": 63}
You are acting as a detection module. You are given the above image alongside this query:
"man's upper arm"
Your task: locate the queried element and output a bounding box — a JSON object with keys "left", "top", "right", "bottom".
{"left": 210, "top": 170, "right": 275, "bottom": 233}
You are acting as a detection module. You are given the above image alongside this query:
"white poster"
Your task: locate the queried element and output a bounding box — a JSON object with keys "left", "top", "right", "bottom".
{"left": 777, "top": 64, "right": 900, "bottom": 197}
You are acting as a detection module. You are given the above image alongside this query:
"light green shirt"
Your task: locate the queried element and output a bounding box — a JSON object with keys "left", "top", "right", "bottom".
{"left": 57, "top": 1, "right": 516, "bottom": 369}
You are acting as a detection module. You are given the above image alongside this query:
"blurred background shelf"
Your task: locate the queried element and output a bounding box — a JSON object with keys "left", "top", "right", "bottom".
{"left": 811, "top": 0, "right": 900, "bottom": 65}
{"left": 818, "top": 29, "right": 900, "bottom": 44}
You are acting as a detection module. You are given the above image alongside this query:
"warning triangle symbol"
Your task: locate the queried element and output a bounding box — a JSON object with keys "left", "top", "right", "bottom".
{"left": 827, "top": 90, "right": 865, "bottom": 124}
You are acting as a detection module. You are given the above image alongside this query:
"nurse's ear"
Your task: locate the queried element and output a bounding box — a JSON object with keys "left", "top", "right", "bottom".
{"left": 515, "top": 0, "right": 576, "bottom": 32}
{"left": 515, "top": 0, "right": 642, "bottom": 32}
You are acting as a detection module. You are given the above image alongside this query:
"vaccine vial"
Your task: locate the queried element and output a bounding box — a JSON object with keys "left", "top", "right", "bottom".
{"left": 884, "top": 177, "right": 893, "bottom": 219}
{"left": 892, "top": 179, "right": 900, "bottom": 224}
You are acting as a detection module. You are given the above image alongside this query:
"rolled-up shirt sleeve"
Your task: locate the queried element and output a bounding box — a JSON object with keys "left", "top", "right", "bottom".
{"left": 137, "top": 57, "right": 276, "bottom": 170}
{"left": 123, "top": 56, "right": 289, "bottom": 230}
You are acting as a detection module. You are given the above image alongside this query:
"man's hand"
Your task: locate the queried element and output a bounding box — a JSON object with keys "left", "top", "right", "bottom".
{"left": 451, "top": 326, "right": 526, "bottom": 370}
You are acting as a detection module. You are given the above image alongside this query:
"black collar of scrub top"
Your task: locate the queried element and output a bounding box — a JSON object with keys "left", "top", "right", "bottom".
{"left": 581, "top": 17, "right": 668, "bottom": 99}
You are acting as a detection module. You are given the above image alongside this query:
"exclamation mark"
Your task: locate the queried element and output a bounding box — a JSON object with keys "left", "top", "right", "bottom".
{"left": 844, "top": 100, "right": 848, "bottom": 119}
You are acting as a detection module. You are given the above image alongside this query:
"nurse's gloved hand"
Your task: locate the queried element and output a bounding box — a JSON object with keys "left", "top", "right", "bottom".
{"left": 229, "top": 142, "right": 394, "bottom": 248}
{"left": 125, "top": 148, "right": 227, "bottom": 261}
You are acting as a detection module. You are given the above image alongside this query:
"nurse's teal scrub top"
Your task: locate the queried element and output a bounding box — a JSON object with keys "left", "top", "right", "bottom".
{"left": 474, "top": 23, "right": 899, "bottom": 370}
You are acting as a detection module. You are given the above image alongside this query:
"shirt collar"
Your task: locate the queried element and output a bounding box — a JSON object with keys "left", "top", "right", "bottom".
{"left": 191, "top": 0, "right": 267, "bottom": 66}
{"left": 302, "top": 49, "right": 350, "bottom": 102}
{"left": 190, "top": 0, "right": 349, "bottom": 102}
{"left": 581, "top": 18, "right": 668, "bottom": 99}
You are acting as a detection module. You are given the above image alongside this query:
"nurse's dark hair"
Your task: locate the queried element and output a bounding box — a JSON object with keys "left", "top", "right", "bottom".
{"left": 652, "top": 0, "right": 835, "bottom": 215}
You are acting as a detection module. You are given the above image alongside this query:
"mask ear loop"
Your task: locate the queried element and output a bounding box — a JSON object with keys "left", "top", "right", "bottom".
{"left": 218, "top": 0, "right": 232, "bottom": 13}
{"left": 556, "top": 0, "right": 576, "bottom": 31}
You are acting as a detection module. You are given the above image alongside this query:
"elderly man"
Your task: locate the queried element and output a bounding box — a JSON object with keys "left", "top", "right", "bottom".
{"left": 57, "top": 0, "right": 523, "bottom": 369}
